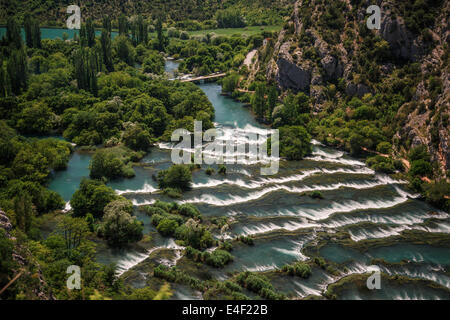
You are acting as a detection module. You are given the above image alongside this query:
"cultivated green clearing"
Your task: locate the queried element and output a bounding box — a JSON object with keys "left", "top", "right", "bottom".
{"left": 187, "top": 25, "right": 282, "bottom": 37}
{"left": 148, "top": 25, "right": 282, "bottom": 39}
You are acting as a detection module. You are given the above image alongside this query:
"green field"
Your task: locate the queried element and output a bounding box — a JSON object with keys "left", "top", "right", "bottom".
{"left": 187, "top": 25, "right": 282, "bottom": 37}
{"left": 147, "top": 25, "right": 282, "bottom": 39}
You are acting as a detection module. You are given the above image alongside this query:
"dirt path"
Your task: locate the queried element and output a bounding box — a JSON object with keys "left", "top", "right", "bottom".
{"left": 237, "top": 88, "right": 255, "bottom": 93}
{"left": 361, "top": 147, "right": 389, "bottom": 158}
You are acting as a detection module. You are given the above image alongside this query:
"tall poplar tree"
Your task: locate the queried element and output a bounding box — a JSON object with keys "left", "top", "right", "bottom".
{"left": 101, "top": 28, "right": 114, "bottom": 72}
{"left": 103, "top": 16, "right": 112, "bottom": 33}
{"left": 32, "top": 18, "right": 41, "bottom": 48}
{"left": 0, "top": 55, "right": 6, "bottom": 97}
{"left": 6, "top": 16, "right": 22, "bottom": 49}
{"left": 79, "top": 24, "right": 87, "bottom": 47}
{"left": 73, "top": 47, "right": 99, "bottom": 96}
{"left": 251, "top": 83, "right": 267, "bottom": 120}
{"left": 86, "top": 18, "right": 96, "bottom": 47}
{"left": 24, "top": 14, "right": 41, "bottom": 48}
{"left": 24, "top": 14, "right": 33, "bottom": 47}
{"left": 156, "top": 17, "right": 167, "bottom": 51}
{"left": 7, "top": 48, "right": 28, "bottom": 95}
{"left": 118, "top": 14, "right": 128, "bottom": 36}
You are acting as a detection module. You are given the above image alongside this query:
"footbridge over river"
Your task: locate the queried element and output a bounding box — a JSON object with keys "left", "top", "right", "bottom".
{"left": 180, "top": 73, "right": 226, "bottom": 83}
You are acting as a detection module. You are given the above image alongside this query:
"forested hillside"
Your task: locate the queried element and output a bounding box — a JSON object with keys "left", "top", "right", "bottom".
{"left": 231, "top": 0, "right": 449, "bottom": 210}
{"left": 0, "top": 0, "right": 294, "bottom": 27}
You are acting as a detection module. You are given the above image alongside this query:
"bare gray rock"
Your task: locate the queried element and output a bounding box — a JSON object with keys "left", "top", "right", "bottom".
{"left": 321, "top": 55, "right": 343, "bottom": 81}
{"left": 0, "top": 209, "right": 13, "bottom": 236}
{"left": 380, "top": 10, "right": 423, "bottom": 61}
{"left": 276, "top": 58, "right": 311, "bottom": 92}
{"left": 345, "top": 83, "right": 371, "bottom": 97}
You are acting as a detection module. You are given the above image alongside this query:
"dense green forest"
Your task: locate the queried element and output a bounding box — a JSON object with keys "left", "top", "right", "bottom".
{"left": 0, "top": 14, "right": 217, "bottom": 299}
{"left": 0, "top": 0, "right": 448, "bottom": 301}
{"left": 0, "top": 0, "right": 294, "bottom": 28}
{"left": 0, "top": 9, "right": 304, "bottom": 300}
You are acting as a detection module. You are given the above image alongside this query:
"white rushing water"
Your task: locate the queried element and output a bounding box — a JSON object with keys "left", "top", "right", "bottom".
{"left": 116, "top": 239, "right": 185, "bottom": 276}
{"left": 180, "top": 177, "right": 407, "bottom": 207}
{"left": 104, "top": 78, "right": 450, "bottom": 300}
{"left": 116, "top": 183, "right": 158, "bottom": 195}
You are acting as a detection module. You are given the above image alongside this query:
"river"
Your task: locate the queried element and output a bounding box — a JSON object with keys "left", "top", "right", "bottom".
{"left": 0, "top": 27, "right": 118, "bottom": 41}
{"left": 21, "top": 30, "right": 450, "bottom": 299}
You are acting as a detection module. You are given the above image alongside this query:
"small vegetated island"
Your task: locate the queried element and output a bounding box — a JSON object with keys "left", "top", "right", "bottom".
{"left": 0, "top": 0, "right": 449, "bottom": 301}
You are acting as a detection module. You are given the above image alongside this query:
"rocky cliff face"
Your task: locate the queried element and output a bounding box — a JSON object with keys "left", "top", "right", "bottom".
{"left": 379, "top": 5, "right": 423, "bottom": 62}
{"left": 395, "top": 0, "right": 450, "bottom": 173}
{"left": 0, "top": 209, "right": 54, "bottom": 300}
{"left": 0, "top": 209, "right": 13, "bottom": 235}
{"left": 264, "top": 0, "right": 449, "bottom": 177}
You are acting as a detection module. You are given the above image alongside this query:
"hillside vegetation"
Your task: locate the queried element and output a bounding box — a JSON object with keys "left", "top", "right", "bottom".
{"left": 231, "top": 0, "right": 449, "bottom": 210}
{"left": 0, "top": 0, "right": 295, "bottom": 27}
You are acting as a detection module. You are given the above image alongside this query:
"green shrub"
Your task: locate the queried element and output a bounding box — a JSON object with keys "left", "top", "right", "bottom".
{"left": 409, "top": 145, "right": 431, "bottom": 162}
{"left": 394, "top": 160, "right": 405, "bottom": 172}
{"left": 163, "top": 187, "right": 182, "bottom": 198}
{"left": 222, "top": 73, "right": 240, "bottom": 93}
{"left": 218, "top": 165, "right": 227, "bottom": 174}
{"left": 180, "top": 31, "right": 190, "bottom": 40}
{"left": 71, "top": 179, "right": 119, "bottom": 218}
{"left": 122, "top": 124, "right": 153, "bottom": 151}
{"left": 97, "top": 199, "right": 143, "bottom": 246}
{"left": 366, "top": 156, "right": 395, "bottom": 174}
{"left": 423, "top": 181, "right": 450, "bottom": 211}
{"left": 167, "top": 28, "right": 180, "bottom": 38}
{"left": 353, "top": 105, "right": 377, "bottom": 120}
{"left": 376, "top": 142, "right": 392, "bottom": 154}
{"left": 142, "top": 52, "right": 165, "bottom": 75}
{"left": 205, "top": 249, "right": 234, "bottom": 268}
{"left": 90, "top": 149, "right": 132, "bottom": 180}
{"left": 410, "top": 176, "right": 424, "bottom": 192}
{"left": 219, "top": 241, "right": 233, "bottom": 251}
{"left": 410, "top": 159, "right": 433, "bottom": 177}
{"left": 144, "top": 205, "right": 166, "bottom": 217}
{"left": 156, "top": 218, "right": 179, "bottom": 236}
{"left": 274, "top": 126, "right": 312, "bottom": 160}
{"left": 175, "top": 224, "right": 214, "bottom": 249}
{"left": 281, "top": 262, "right": 312, "bottom": 278}
{"left": 153, "top": 265, "right": 206, "bottom": 291}
{"left": 314, "top": 257, "right": 327, "bottom": 269}
{"left": 224, "top": 280, "right": 242, "bottom": 292}
{"left": 157, "top": 165, "right": 192, "bottom": 191}
{"left": 178, "top": 204, "right": 201, "bottom": 219}
{"left": 152, "top": 200, "right": 172, "bottom": 212}
{"left": 238, "top": 235, "right": 254, "bottom": 245}
{"left": 310, "top": 191, "right": 324, "bottom": 199}
{"left": 236, "top": 272, "right": 285, "bottom": 300}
